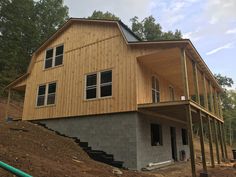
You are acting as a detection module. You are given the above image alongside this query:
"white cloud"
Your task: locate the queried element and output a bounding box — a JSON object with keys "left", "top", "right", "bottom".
{"left": 226, "top": 28, "right": 236, "bottom": 34}
{"left": 206, "top": 42, "right": 234, "bottom": 55}
{"left": 183, "top": 29, "right": 202, "bottom": 42}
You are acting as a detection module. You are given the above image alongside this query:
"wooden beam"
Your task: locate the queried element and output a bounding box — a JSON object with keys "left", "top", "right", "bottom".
{"left": 214, "top": 91, "right": 219, "bottom": 117}
{"left": 186, "top": 105, "right": 196, "bottom": 177}
{"left": 199, "top": 111, "right": 207, "bottom": 173}
{"left": 213, "top": 119, "right": 220, "bottom": 164}
{"left": 209, "top": 82, "right": 215, "bottom": 113}
{"left": 4, "top": 89, "right": 11, "bottom": 120}
{"left": 218, "top": 121, "right": 225, "bottom": 161}
{"left": 202, "top": 74, "right": 208, "bottom": 110}
{"left": 180, "top": 47, "right": 190, "bottom": 100}
{"left": 207, "top": 116, "right": 215, "bottom": 168}
{"left": 222, "top": 123, "right": 228, "bottom": 160}
{"left": 218, "top": 94, "right": 223, "bottom": 119}
{"left": 192, "top": 61, "right": 200, "bottom": 103}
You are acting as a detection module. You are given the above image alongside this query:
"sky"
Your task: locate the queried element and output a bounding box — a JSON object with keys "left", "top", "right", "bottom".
{"left": 64, "top": 0, "right": 236, "bottom": 88}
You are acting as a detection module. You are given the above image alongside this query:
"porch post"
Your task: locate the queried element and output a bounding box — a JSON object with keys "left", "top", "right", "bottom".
{"left": 214, "top": 91, "right": 219, "bottom": 117}
{"left": 213, "top": 119, "right": 220, "bottom": 164}
{"left": 192, "top": 61, "right": 200, "bottom": 103}
{"left": 202, "top": 74, "right": 208, "bottom": 110}
{"left": 186, "top": 105, "right": 196, "bottom": 177}
{"left": 5, "top": 89, "right": 11, "bottom": 120}
{"left": 209, "top": 83, "right": 215, "bottom": 113}
{"left": 199, "top": 111, "right": 207, "bottom": 175}
{"left": 218, "top": 94, "right": 223, "bottom": 119}
{"left": 180, "top": 47, "right": 190, "bottom": 100}
{"left": 218, "top": 121, "right": 225, "bottom": 161}
{"left": 222, "top": 123, "right": 228, "bottom": 159}
{"left": 207, "top": 115, "right": 215, "bottom": 167}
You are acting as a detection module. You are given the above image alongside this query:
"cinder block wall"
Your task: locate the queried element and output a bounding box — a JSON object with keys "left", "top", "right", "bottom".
{"left": 38, "top": 112, "right": 138, "bottom": 169}
{"left": 136, "top": 113, "right": 190, "bottom": 170}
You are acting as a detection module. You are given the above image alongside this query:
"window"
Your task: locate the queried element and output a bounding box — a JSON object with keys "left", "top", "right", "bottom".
{"left": 151, "top": 124, "right": 163, "bottom": 146}
{"left": 169, "top": 86, "right": 174, "bottom": 101}
{"left": 36, "top": 82, "right": 57, "bottom": 106}
{"left": 44, "top": 44, "right": 64, "bottom": 69}
{"left": 181, "top": 128, "right": 188, "bottom": 145}
{"left": 86, "top": 74, "right": 97, "bottom": 99}
{"left": 100, "top": 70, "right": 112, "bottom": 97}
{"left": 151, "top": 76, "right": 160, "bottom": 103}
{"left": 86, "top": 70, "right": 112, "bottom": 100}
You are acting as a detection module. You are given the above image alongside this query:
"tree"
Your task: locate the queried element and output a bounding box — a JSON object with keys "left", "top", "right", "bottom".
{"left": 130, "top": 16, "right": 182, "bottom": 40}
{"left": 88, "top": 10, "right": 119, "bottom": 20}
{"left": 0, "top": 0, "right": 68, "bottom": 95}
{"left": 215, "top": 74, "right": 236, "bottom": 146}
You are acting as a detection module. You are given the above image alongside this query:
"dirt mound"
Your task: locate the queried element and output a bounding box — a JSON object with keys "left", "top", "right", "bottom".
{"left": 0, "top": 121, "right": 154, "bottom": 177}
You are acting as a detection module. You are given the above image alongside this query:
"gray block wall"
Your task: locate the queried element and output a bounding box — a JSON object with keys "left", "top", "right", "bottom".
{"left": 37, "top": 111, "right": 190, "bottom": 170}
{"left": 38, "top": 112, "right": 139, "bottom": 169}
{"left": 136, "top": 113, "right": 190, "bottom": 170}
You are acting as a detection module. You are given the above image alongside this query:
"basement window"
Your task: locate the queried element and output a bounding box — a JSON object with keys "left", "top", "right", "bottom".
{"left": 151, "top": 124, "right": 163, "bottom": 146}
{"left": 151, "top": 76, "right": 160, "bottom": 103}
{"left": 44, "top": 44, "right": 64, "bottom": 69}
{"left": 182, "top": 128, "right": 188, "bottom": 145}
{"left": 36, "top": 82, "right": 57, "bottom": 106}
{"left": 85, "top": 70, "right": 112, "bottom": 100}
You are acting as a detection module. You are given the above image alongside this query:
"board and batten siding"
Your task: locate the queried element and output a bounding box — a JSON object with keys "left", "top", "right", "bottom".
{"left": 22, "top": 22, "right": 140, "bottom": 120}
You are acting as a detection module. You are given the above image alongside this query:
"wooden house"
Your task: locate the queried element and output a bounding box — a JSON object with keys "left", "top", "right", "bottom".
{"left": 5, "top": 18, "right": 228, "bottom": 176}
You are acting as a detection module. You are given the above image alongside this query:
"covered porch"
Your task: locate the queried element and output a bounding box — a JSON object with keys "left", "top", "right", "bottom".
{"left": 136, "top": 43, "right": 227, "bottom": 177}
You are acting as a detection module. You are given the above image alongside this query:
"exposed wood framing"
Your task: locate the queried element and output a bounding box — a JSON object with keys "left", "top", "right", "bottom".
{"left": 213, "top": 119, "right": 220, "bottom": 164}
{"left": 186, "top": 105, "right": 196, "bottom": 177}
{"left": 192, "top": 61, "right": 200, "bottom": 103}
{"left": 207, "top": 116, "right": 215, "bottom": 167}
{"left": 180, "top": 47, "right": 190, "bottom": 100}
{"left": 209, "top": 82, "right": 215, "bottom": 114}
{"left": 222, "top": 123, "right": 228, "bottom": 159}
{"left": 199, "top": 111, "right": 207, "bottom": 173}
{"left": 202, "top": 74, "right": 208, "bottom": 110}
{"left": 218, "top": 121, "right": 225, "bottom": 161}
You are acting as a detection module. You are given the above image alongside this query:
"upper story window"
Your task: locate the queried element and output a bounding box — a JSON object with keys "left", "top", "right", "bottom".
{"left": 151, "top": 76, "right": 160, "bottom": 103}
{"left": 85, "top": 70, "right": 112, "bottom": 100}
{"left": 169, "top": 86, "right": 175, "bottom": 101}
{"left": 44, "top": 44, "right": 64, "bottom": 69}
{"left": 36, "top": 82, "right": 57, "bottom": 106}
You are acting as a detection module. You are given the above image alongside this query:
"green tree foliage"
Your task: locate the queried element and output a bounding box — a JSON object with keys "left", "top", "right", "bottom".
{"left": 0, "top": 0, "right": 68, "bottom": 95}
{"left": 130, "top": 16, "right": 182, "bottom": 40}
{"left": 88, "top": 10, "right": 119, "bottom": 20}
{"left": 215, "top": 74, "right": 236, "bottom": 146}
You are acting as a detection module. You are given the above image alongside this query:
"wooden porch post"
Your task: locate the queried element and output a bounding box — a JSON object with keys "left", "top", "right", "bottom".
{"left": 192, "top": 62, "right": 200, "bottom": 103}
{"left": 213, "top": 119, "right": 220, "bottom": 164}
{"left": 199, "top": 111, "right": 207, "bottom": 175}
{"left": 180, "top": 47, "right": 190, "bottom": 100}
{"left": 186, "top": 105, "right": 196, "bottom": 177}
{"left": 222, "top": 123, "right": 228, "bottom": 159}
{"left": 5, "top": 89, "right": 11, "bottom": 120}
{"left": 214, "top": 91, "right": 219, "bottom": 117}
{"left": 218, "top": 94, "right": 223, "bottom": 119}
{"left": 218, "top": 121, "right": 225, "bottom": 161}
{"left": 209, "top": 83, "right": 215, "bottom": 113}
{"left": 207, "top": 115, "right": 215, "bottom": 167}
{"left": 202, "top": 74, "right": 208, "bottom": 110}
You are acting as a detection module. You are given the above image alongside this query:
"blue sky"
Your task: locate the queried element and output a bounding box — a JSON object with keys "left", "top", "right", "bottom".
{"left": 64, "top": 0, "right": 236, "bottom": 88}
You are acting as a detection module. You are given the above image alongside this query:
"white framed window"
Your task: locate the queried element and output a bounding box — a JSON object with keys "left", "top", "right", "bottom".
{"left": 36, "top": 82, "right": 57, "bottom": 106}
{"left": 44, "top": 44, "right": 64, "bottom": 69}
{"left": 151, "top": 76, "right": 160, "bottom": 103}
{"left": 85, "top": 70, "right": 112, "bottom": 100}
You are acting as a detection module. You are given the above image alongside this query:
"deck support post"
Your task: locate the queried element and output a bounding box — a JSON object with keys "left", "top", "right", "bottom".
{"left": 192, "top": 61, "right": 200, "bottom": 103}
{"left": 222, "top": 123, "right": 228, "bottom": 160}
{"left": 186, "top": 105, "right": 196, "bottom": 177}
{"left": 5, "top": 89, "right": 11, "bottom": 120}
{"left": 180, "top": 47, "right": 190, "bottom": 100}
{"left": 218, "top": 121, "right": 225, "bottom": 161}
{"left": 199, "top": 111, "right": 208, "bottom": 176}
{"left": 207, "top": 115, "right": 215, "bottom": 168}
{"left": 213, "top": 119, "right": 220, "bottom": 164}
